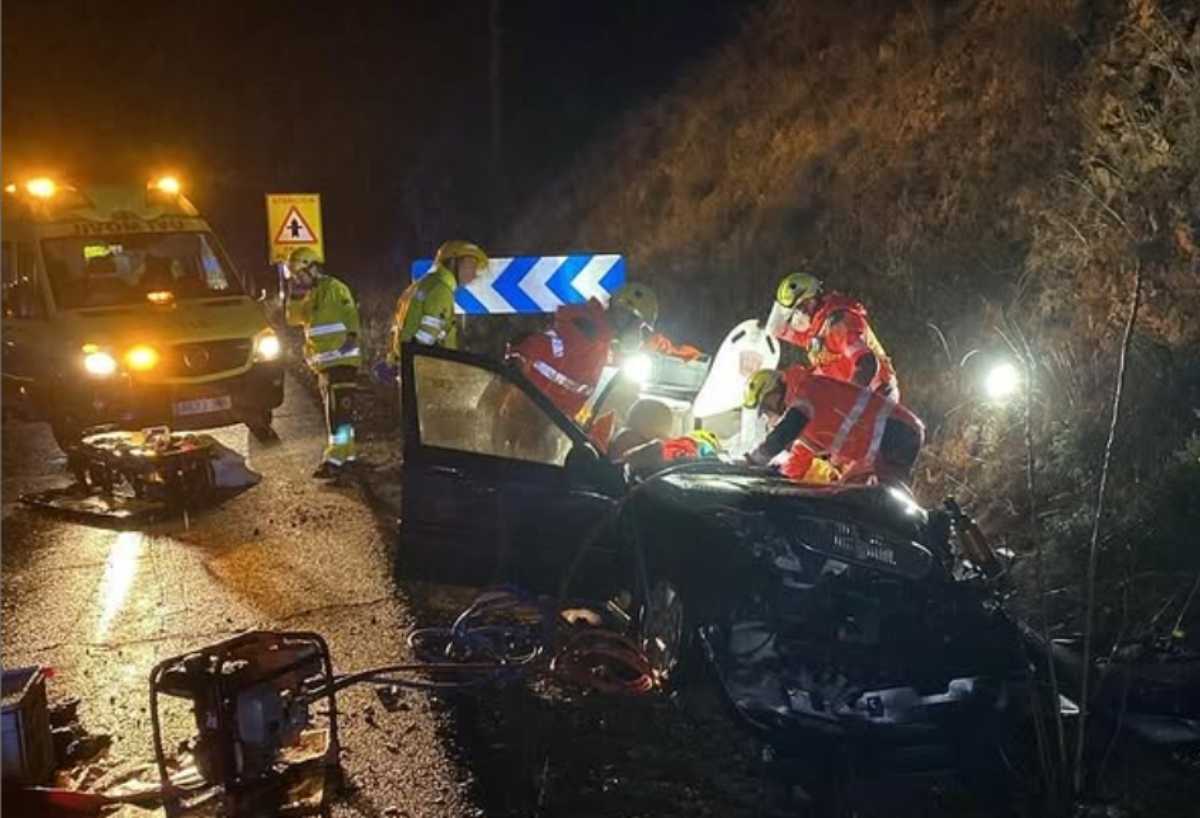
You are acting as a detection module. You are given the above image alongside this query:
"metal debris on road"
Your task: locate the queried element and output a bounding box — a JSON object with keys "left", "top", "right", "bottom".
{"left": 21, "top": 427, "right": 261, "bottom": 526}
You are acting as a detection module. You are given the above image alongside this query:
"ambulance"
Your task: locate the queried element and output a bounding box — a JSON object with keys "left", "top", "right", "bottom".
{"left": 1, "top": 176, "right": 284, "bottom": 451}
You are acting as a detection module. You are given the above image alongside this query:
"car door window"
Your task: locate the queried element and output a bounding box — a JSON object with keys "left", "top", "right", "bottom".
{"left": 413, "top": 354, "right": 573, "bottom": 465}
{"left": 1, "top": 241, "right": 46, "bottom": 320}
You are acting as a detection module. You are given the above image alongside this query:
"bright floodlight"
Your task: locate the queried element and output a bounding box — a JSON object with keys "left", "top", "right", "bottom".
{"left": 622, "top": 353, "right": 653, "bottom": 384}
{"left": 984, "top": 362, "right": 1021, "bottom": 401}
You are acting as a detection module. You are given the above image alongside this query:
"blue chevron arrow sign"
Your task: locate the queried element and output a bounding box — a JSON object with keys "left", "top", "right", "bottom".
{"left": 411, "top": 254, "right": 626, "bottom": 314}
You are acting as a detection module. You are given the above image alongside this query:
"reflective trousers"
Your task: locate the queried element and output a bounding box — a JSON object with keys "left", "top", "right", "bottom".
{"left": 318, "top": 365, "right": 358, "bottom": 466}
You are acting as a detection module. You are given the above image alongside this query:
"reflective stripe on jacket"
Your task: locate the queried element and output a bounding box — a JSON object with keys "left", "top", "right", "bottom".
{"left": 286, "top": 274, "right": 362, "bottom": 372}
{"left": 389, "top": 264, "right": 458, "bottom": 363}
{"left": 754, "top": 373, "right": 923, "bottom": 477}
{"left": 511, "top": 298, "right": 613, "bottom": 418}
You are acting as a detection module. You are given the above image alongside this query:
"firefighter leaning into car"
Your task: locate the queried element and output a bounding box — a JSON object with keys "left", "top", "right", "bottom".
{"left": 742, "top": 367, "right": 924, "bottom": 485}
{"left": 767, "top": 272, "right": 900, "bottom": 401}
{"left": 284, "top": 247, "right": 362, "bottom": 479}
{"left": 376, "top": 241, "right": 488, "bottom": 383}
{"left": 507, "top": 283, "right": 659, "bottom": 421}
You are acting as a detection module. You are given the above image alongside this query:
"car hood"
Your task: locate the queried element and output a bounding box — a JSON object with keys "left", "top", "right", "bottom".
{"left": 639, "top": 461, "right": 928, "bottom": 538}
{"left": 57, "top": 296, "right": 268, "bottom": 349}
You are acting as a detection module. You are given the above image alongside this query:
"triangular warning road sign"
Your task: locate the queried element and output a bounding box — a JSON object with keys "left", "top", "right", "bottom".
{"left": 274, "top": 206, "right": 318, "bottom": 244}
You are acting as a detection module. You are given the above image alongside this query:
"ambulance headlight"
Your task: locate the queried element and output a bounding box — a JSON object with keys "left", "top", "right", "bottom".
{"left": 83, "top": 349, "right": 118, "bottom": 377}
{"left": 622, "top": 353, "right": 653, "bottom": 385}
{"left": 254, "top": 331, "right": 281, "bottom": 362}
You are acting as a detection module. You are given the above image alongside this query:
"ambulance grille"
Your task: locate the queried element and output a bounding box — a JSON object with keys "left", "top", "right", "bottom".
{"left": 163, "top": 339, "right": 253, "bottom": 377}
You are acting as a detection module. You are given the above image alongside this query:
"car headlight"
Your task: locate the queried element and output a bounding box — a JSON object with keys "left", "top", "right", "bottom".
{"left": 125, "top": 344, "right": 159, "bottom": 371}
{"left": 254, "top": 331, "right": 281, "bottom": 362}
{"left": 83, "top": 350, "right": 118, "bottom": 376}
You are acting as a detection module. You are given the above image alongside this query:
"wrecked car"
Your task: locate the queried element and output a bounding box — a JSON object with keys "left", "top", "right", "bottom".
{"left": 396, "top": 344, "right": 1039, "bottom": 807}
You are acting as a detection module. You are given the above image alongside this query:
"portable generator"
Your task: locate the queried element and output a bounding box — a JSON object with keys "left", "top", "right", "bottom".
{"left": 148, "top": 631, "right": 340, "bottom": 817}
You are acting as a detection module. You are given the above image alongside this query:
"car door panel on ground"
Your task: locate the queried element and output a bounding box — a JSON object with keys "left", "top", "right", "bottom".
{"left": 399, "top": 344, "right": 622, "bottom": 594}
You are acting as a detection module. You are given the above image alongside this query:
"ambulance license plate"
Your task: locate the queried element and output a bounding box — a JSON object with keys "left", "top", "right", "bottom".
{"left": 174, "top": 395, "right": 232, "bottom": 417}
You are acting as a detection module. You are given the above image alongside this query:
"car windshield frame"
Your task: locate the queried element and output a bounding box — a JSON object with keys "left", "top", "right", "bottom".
{"left": 41, "top": 230, "right": 244, "bottom": 310}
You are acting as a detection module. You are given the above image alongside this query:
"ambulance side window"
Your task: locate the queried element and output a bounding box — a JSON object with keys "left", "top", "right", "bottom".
{"left": 1, "top": 241, "right": 46, "bottom": 320}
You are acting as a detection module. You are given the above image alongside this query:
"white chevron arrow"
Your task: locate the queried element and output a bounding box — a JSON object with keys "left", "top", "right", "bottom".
{"left": 575, "top": 254, "right": 620, "bottom": 303}
{"left": 462, "top": 259, "right": 515, "bottom": 314}
{"left": 522, "top": 255, "right": 568, "bottom": 311}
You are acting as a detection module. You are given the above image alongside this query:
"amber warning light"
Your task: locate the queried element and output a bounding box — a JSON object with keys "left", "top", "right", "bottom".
{"left": 149, "top": 176, "right": 181, "bottom": 195}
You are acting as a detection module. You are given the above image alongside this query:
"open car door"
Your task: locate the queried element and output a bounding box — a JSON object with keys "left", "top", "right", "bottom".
{"left": 399, "top": 344, "right": 625, "bottom": 594}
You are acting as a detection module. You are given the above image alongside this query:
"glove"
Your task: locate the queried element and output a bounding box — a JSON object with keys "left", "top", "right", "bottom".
{"left": 372, "top": 361, "right": 398, "bottom": 384}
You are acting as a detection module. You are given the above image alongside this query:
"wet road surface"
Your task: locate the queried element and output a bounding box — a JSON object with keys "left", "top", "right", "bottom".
{"left": 1, "top": 376, "right": 481, "bottom": 817}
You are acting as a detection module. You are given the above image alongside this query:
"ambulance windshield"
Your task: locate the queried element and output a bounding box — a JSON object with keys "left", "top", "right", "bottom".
{"left": 42, "top": 231, "right": 243, "bottom": 309}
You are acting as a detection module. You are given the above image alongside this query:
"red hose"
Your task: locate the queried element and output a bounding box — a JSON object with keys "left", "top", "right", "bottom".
{"left": 551, "top": 630, "right": 657, "bottom": 696}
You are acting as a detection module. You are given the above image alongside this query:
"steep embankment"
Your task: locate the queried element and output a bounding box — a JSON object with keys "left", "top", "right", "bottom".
{"left": 510, "top": 0, "right": 1200, "bottom": 623}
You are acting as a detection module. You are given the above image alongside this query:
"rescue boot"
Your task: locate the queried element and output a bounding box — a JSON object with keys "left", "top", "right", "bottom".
{"left": 312, "top": 461, "right": 342, "bottom": 480}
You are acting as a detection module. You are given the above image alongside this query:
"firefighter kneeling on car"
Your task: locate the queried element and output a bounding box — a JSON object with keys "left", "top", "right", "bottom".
{"left": 742, "top": 368, "right": 924, "bottom": 485}
{"left": 285, "top": 247, "right": 362, "bottom": 479}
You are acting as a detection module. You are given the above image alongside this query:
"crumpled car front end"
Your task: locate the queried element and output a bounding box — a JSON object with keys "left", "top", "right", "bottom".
{"left": 631, "top": 465, "right": 1034, "bottom": 793}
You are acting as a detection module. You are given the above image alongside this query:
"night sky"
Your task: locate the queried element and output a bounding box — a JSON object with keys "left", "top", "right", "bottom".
{"left": 3, "top": 0, "right": 753, "bottom": 287}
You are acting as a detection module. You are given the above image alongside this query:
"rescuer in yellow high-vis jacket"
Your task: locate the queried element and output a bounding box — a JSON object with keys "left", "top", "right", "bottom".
{"left": 284, "top": 247, "right": 362, "bottom": 478}
{"left": 385, "top": 240, "right": 488, "bottom": 365}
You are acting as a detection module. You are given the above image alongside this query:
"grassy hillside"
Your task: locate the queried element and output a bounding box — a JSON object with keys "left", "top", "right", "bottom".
{"left": 507, "top": 0, "right": 1200, "bottom": 660}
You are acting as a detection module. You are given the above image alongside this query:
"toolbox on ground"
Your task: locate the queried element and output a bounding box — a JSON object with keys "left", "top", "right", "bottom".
{"left": 2, "top": 666, "right": 55, "bottom": 784}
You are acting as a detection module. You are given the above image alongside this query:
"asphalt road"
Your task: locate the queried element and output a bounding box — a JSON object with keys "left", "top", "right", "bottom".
{"left": 1, "top": 375, "right": 481, "bottom": 817}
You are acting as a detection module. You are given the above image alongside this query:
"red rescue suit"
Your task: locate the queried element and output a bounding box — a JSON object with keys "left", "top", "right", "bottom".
{"left": 643, "top": 332, "right": 703, "bottom": 361}
{"left": 749, "top": 373, "right": 924, "bottom": 484}
{"left": 510, "top": 299, "right": 614, "bottom": 418}
{"left": 776, "top": 293, "right": 899, "bottom": 400}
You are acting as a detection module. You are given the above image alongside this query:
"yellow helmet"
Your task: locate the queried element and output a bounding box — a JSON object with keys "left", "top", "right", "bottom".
{"left": 743, "top": 368, "right": 784, "bottom": 410}
{"left": 435, "top": 240, "right": 489, "bottom": 274}
{"left": 287, "top": 246, "right": 321, "bottom": 272}
{"left": 687, "top": 428, "right": 722, "bottom": 453}
{"left": 776, "top": 273, "right": 822, "bottom": 309}
{"left": 612, "top": 282, "right": 659, "bottom": 328}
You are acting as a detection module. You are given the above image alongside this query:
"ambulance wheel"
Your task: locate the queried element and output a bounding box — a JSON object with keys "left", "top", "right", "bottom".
{"left": 50, "top": 416, "right": 84, "bottom": 453}
{"left": 247, "top": 410, "right": 278, "bottom": 443}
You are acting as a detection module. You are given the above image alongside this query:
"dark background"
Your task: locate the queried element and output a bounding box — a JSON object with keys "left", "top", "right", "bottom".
{"left": 3, "top": 0, "right": 755, "bottom": 286}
